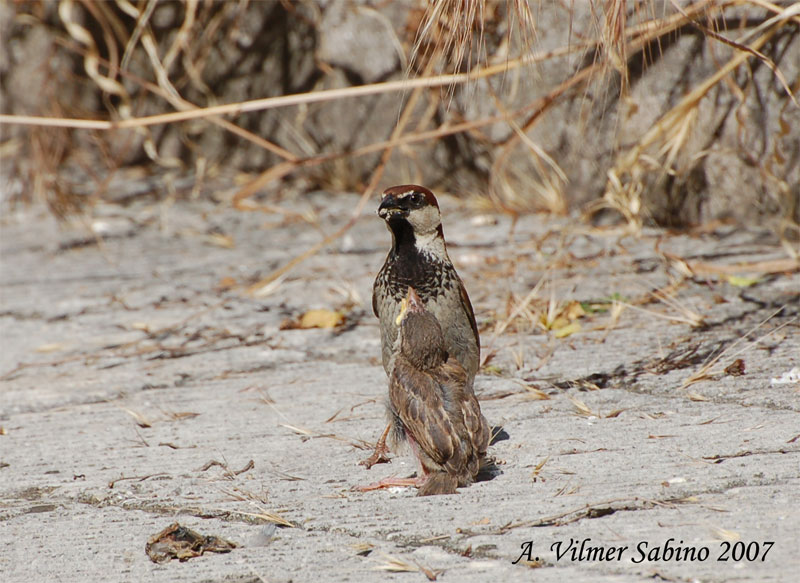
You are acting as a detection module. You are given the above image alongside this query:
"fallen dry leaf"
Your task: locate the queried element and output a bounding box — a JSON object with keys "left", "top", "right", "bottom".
{"left": 216, "top": 276, "right": 237, "bottom": 291}
{"left": 724, "top": 359, "right": 746, "bottom": 376}
{"left": 725, "top": 275, "right": 760, "bottom": 287}
{"left": 299, "top": 309, "right": 345, "bottom": 329}
{"left": 145, "top": 523, "right": 237, "bottom": 563}
{"left": 554, "top": 322, "right": 581, "bottom": 338}
{"left": 564, "top": 300, "right": 586, "bottom": 320}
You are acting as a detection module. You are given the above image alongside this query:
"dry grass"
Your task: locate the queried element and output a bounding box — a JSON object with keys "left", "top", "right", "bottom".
{"left": 1, "top": 1, "right": 797, "bottom": 274}
{"left": 681, "top": 307, "right": 797, "bottom": 389}
{"left": 591, "top": 1, "right": 800, "bottom": 233}
{"left": 373, "top": 553, "right": 442, "bottom": 580}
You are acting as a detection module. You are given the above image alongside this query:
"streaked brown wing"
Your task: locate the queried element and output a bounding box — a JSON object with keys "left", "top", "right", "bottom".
{"left": 438, "top": 359, "right": 488, "bottom": 469}
{"left": 461, "top": 392, "right": 490, "bottom": 457}
{"left": 372, "top": 277, "right": 380, "bottom": 318}
{"left": 437, "top": 357, "right": 468, "bottom": 384}
{"left": 389, "top": 358, "right": 459, "bottom": 469}
{"left": 458, "top": 278, "right": 480, "bottom": 358}
{"left": 440, "top": 357, "right": 486, "bottom": 447}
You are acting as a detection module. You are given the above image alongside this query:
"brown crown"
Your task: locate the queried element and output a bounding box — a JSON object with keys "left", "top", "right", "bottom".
{"left": 382, "top": 184, "right": 439, "bottom": 208}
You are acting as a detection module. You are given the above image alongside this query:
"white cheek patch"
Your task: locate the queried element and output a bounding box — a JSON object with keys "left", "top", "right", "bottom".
{"left": 408, "top": 206, "right": 440, "bottom": 234}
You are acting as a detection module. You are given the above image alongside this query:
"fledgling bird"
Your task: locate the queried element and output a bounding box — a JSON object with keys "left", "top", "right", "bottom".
{"left": 357, "top": 287, "right": 490, "bottom": 496}
{"left": 363, "top": 185, "right": 480, "bottom": 468}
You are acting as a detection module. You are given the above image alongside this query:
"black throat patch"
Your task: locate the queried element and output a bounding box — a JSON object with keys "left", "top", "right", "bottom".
{"left": 380, "top": 219, "right": 453, "bottom": 301}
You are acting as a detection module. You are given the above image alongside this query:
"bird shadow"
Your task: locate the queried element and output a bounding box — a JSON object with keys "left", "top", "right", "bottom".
{"left": 489, "top": 425, "right": 509, "bottom": 446}
{"left": 476, "top": 425, "right": 508, "bottom": 483}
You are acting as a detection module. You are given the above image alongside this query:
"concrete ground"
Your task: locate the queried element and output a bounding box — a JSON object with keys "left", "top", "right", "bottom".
{"left": 1, "top": 190, "right": 798, "bottom": 582}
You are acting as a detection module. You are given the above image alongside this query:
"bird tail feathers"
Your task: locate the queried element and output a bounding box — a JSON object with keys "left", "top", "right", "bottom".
{"left": 417, "top": 472, "right": 458, "bottom": 496}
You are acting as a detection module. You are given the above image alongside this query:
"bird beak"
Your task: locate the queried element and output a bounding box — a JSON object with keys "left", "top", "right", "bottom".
{"left": 395, "top": 297, "right": 409, "bottom": 325}
{"left": 406, "top": 286, "right": 424, "bottom": 313}
{"left": 377, "top": 194, "right": 408, "bottom": 219}
{"left": 395, "top": 287, "right": 424, "bottom": 325}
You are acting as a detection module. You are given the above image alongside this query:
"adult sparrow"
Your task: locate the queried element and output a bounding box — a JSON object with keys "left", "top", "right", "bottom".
{"left": 357, "top": 287, "right": 489, "bottom": 495}
{"left": 363, "top": 185, "right": 481, "bottom": 468}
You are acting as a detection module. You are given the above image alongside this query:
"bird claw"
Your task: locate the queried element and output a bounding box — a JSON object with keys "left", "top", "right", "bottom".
{"left": 359, "top": 446, "right": 392, "bottom": 469}
{"left": 360, "top": 424, "right": 392, "bottom": 469}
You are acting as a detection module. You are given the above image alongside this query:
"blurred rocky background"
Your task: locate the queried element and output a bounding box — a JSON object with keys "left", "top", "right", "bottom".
{"left": 1, "top": 0, "right": 798, "bottom": 240}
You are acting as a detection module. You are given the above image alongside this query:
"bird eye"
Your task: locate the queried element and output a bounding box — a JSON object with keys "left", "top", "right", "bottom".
{"left": 408, "top": 192, "right": 423, "bottom": 205}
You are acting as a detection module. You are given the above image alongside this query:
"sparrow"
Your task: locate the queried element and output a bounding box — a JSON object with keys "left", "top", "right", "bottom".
{"left": 357, "top": 287, "right": 490, "bottom": 495}
{"left": 362, "top": 185, "right": 481, "bottom": 468}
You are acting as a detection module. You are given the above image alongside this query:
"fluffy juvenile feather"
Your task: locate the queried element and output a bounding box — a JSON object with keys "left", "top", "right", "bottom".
{"left": 387, "top": 287, "right": 489, "bottom": 495}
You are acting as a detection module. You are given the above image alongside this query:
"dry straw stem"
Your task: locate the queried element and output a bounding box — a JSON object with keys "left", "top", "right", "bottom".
{"left": 667, "top": 255, "right": 800, "bottom": 277}
{"left": 530, "top": 455, "right": 549, "bottom": 480}
{"left": 55, "top": 14, "right": 297, "bottom": 162}
{"left": 485, "top": 82, "right": 570, "bottom": 214}
{"left": 58, "top": 0, "right": 180, "bottom": 168}
{"left": 655, "top": 236, "right": 800, "bottom": 277}
{"left": 491, "top": 496, "right": 697, "bottom": 532}
{"left": 622, "top": 288, "right": 706, "bottom": 328}
{"left": 681, "top": 307, "right": 798, "bottom": 388}
{"left": 0, "top": 43, "right": 580, "bottom": 131}
{"left": 7, "top": 2, "right": 796, "bottom": 280}
{"left": 509, "top": 379, "right": 551, "bottom": 400}
{"left": 481, "top": 271, "right": 550, "bottom": 366}
{"left": 373, "top": 553, "right": 442, "bottom": 580}
{"left": 569, "top": 396, "right": 598, "bottom": 417}
{"left": 280, "top": 423, "right": 372, "bottom": 452}
{"left": 598, "top": 300, "right": 627, "bottom": 342}
{"left": 237, "top": 510, "right": 295, "bottom": 528}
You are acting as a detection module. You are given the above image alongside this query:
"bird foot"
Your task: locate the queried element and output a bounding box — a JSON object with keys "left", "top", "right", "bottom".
{"left": 360, "top": 424, "right": 392, "bottom": 469}
{"left": 353, "top": 476, "right": 425, "bottom": 492}
{"left": 359, "top": 444, "right": 391, "bottom": 469}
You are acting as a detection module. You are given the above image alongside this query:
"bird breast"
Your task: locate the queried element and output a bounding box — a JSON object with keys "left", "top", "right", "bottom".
{"left": 377, "top": 268, "right": 473, "bottom": 369}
